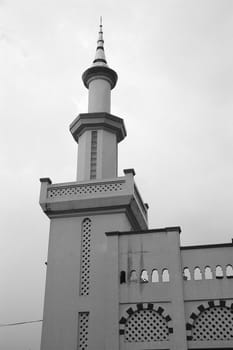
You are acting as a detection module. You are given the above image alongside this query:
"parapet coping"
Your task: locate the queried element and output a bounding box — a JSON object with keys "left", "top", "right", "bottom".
{"left": 105, "top": 226, "right": 181, "bottom": 236}
{"left": 181, "top": 242, "right": 233, "bottom": 250}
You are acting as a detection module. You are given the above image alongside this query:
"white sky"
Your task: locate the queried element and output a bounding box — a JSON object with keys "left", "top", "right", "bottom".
{"left": 1, "top": 1, "right": 233, "bottom": 349}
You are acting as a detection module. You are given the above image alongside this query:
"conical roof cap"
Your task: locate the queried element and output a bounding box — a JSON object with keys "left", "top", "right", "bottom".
{"left": 82, "top": 18, "right": 118, "bottom": 90}
{"left": 92, "top": 17, "right": 108, "bottom": 67}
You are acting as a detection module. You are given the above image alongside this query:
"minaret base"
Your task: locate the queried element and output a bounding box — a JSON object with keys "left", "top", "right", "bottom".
{"left": 39, "top": 171, "right": 148, "bottom": 350}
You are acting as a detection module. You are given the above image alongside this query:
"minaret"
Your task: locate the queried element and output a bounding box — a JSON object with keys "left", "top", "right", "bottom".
{"left": 70, "top": 19, "right": 126, "bottom": 181}
{"left": 39, "top": 21, "right": 148, "bottom": 350}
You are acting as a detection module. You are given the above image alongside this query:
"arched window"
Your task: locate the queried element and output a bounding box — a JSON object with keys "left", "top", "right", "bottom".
{"left": 124, "top": 309, "right": 169, "bottom": 342}
{"left": 191, "top": 305, "right": 233, "bottom": 341}
{"left": 215, "top": 265, "right": 224, "bottom": 279}
{"left": 183, "top": 267, "right": 191, "bottom": 280}
{"left": 162, "top": 269, "right": 170, "bottom": 282}
{"left": 226, "top": 265, "right": 233, "bottom": 278}
{"left": 129, "top": 270, "right": 137, "bottom": 282}
{"left": 140, "top": 270, "right": 149, "bottom": 283}
{"left": 194, "top": 267, "right": 202, "bottom": 280}
{"left": 151, "top": 269, "right": 159, "bottom": 283}
{"left": 204, "top": 266, "right": 213, "bottom": 280}
{"left": 120, "top": 271, "right": 126, "bottom": 284}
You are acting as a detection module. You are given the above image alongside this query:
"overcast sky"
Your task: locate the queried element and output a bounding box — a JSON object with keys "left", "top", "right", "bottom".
{"left": 1, "top": 1, "right": 233, "bottom": 349}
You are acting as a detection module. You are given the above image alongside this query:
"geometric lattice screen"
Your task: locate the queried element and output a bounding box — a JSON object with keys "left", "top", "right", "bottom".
{"left": 47, "top": 181, "right": 123, "bottom": 198}
{"left": 124, "top": 309, "right": 169, "bottom": 342}
{"left": 78, "top": 312, "right": 89, "bottom": 350}
{"left": 80, "top": 218, "right": 91, "bottom": 296}
{"left": 90, "top": 130, "right": 98, "bottom": 180}
{"left": 192, "top": 306, "right": 233, "bottom": 341}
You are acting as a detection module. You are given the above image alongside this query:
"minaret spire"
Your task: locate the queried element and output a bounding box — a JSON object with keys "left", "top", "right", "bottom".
{"left": 82, "top": 19, "right": 117, "bottom": 92}
{"left": 93, "top": 16, "right": 108, "bottom": 66}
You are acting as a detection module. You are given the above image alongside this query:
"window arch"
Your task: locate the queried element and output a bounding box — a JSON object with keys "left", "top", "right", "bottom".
{"left": 226, "top": 264, "right": 233, "bottom": 278}
{"left": 119, "top": 303, "right": 173, "bottom": 341}
{"left": 215, "top": 265, "right": 224, "bottom": 279}
{"left": 191, "top": 306, "right": 233, "bottom": 340}
{"left": 140, "top": 269, "right": 149, "bottom": 283}
{"left": 129, "top": 270, "right": 137, "bottom": 282}
{"left": 124, "top": 309, "right": 169, "bottom": 342}
{"left": 151, "top": 269, "right": 159, "bottom": 283}
{"left": 183, "top": 267, "right": 191, "bottom": 280}
{"left": 204, "top": 266, "right": 213, "bottom": 280}
{"left": 162, "top": 269, "right": 170, "bottom": 282}
{"left": 194, "top": 267, "right": 202, "bottom": 280}
{"left": 120, "top": 271, "right": 126, "bottom": 284}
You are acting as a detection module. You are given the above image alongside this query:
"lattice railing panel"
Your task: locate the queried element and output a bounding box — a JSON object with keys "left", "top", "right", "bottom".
{"left": 47, "top": 181, "right": 124, "bottom": 198}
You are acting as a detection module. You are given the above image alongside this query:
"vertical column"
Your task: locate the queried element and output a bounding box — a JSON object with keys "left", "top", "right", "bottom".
{"left": 167, "top": 229, "right": 188, "bottom": 350}
{"left": 104, "top": 232, "right": 120, "bottom": 350}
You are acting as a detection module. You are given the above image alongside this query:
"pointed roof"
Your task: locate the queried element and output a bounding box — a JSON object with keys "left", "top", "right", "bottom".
{"left": 82, "top": 18, "right": 118, "bottom": 90}
{"left": 92, "top": 16, "right": 108, "bottom": 67}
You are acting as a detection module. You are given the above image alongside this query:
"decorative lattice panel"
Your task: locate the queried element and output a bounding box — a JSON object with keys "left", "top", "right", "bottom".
{"left": 192, "top": 306, "right": 233, "bottom": 341}
{"left": 47, "top": 181, "right": 123, "bottom": 198}
{"left": 78, "top": 312, "right": 89, "bottom": 350}
{"left": 125, "top": 309, "right": 169, "bottom": 342}
{"left": 80, "top": 218, "right": 91, "bottom": 296}
{"left": 90, "top": 130, "right": 97, "bottom": 179}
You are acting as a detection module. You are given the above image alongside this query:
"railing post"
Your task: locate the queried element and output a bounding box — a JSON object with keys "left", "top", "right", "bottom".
{"left": 123, "top": 168, "right": 135, "bottom": 193}
{"left": 39, "top": 178, "right": 52, "bottom": 210}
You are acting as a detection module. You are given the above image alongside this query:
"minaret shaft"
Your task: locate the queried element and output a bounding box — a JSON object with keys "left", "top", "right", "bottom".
{"left": 76, "top": 129, "right": 117, "bottom": 181}
{"left": 88, "top": 78, "right": 111, "bottom": 113}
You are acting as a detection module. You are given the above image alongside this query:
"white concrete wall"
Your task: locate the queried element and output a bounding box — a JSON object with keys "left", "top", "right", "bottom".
{"left": 181, "top": 246, "right": 233, "bottom": 300}
{"left": 76, "top": 130, "right": 92, "bottom": 181}
{"left": 97, "top": 129, "right": 117, "bottom": 179}
{"left": 117, "top": 229, "right": 187, "bottom": 350}
{"left": 41, "top": 211, "right": 132, "bottom": 350}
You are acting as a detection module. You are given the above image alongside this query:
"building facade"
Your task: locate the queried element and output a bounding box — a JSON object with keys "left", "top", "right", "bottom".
{"left": 39, "top": 23, "right": 233, "bottom": 350}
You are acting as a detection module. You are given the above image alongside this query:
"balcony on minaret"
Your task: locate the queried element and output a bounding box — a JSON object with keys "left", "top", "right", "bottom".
{"left": 39, "top": 169, "right": 148, "bottom": 230}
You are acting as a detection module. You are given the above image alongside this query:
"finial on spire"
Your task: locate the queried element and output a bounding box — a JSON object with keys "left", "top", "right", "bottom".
{"left": 93, "top": 17, "right": 107, "bottom": 66}
{"left": 82, "top": 19, "right": 118, "bottom": 90}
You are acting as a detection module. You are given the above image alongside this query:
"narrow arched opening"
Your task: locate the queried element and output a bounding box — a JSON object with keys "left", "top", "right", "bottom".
{"left": 120, "top": 271, "right": 126, "bottom": 284}
{"left": 215, "top": 265, "right": 224, "bottom": 279}
{"left": 204, "top": 266, "right": 213, "bottom": 280}
{"left": 162, "top": 269, "right": 170, "bottom": 282}
{"left": 151, "top": 269, "right": 159, "bottom": 283}
{"left": 129, "top": 270, "right": 137, "bottom": 282}
{"left": 140, "top": 269, "right": 149, "bottom": 283}
{"left": 194, "top": 267, "right": 202, "bottom": 280}
{"left": 226, "top": 264, "right": 233, "bottom": 278}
